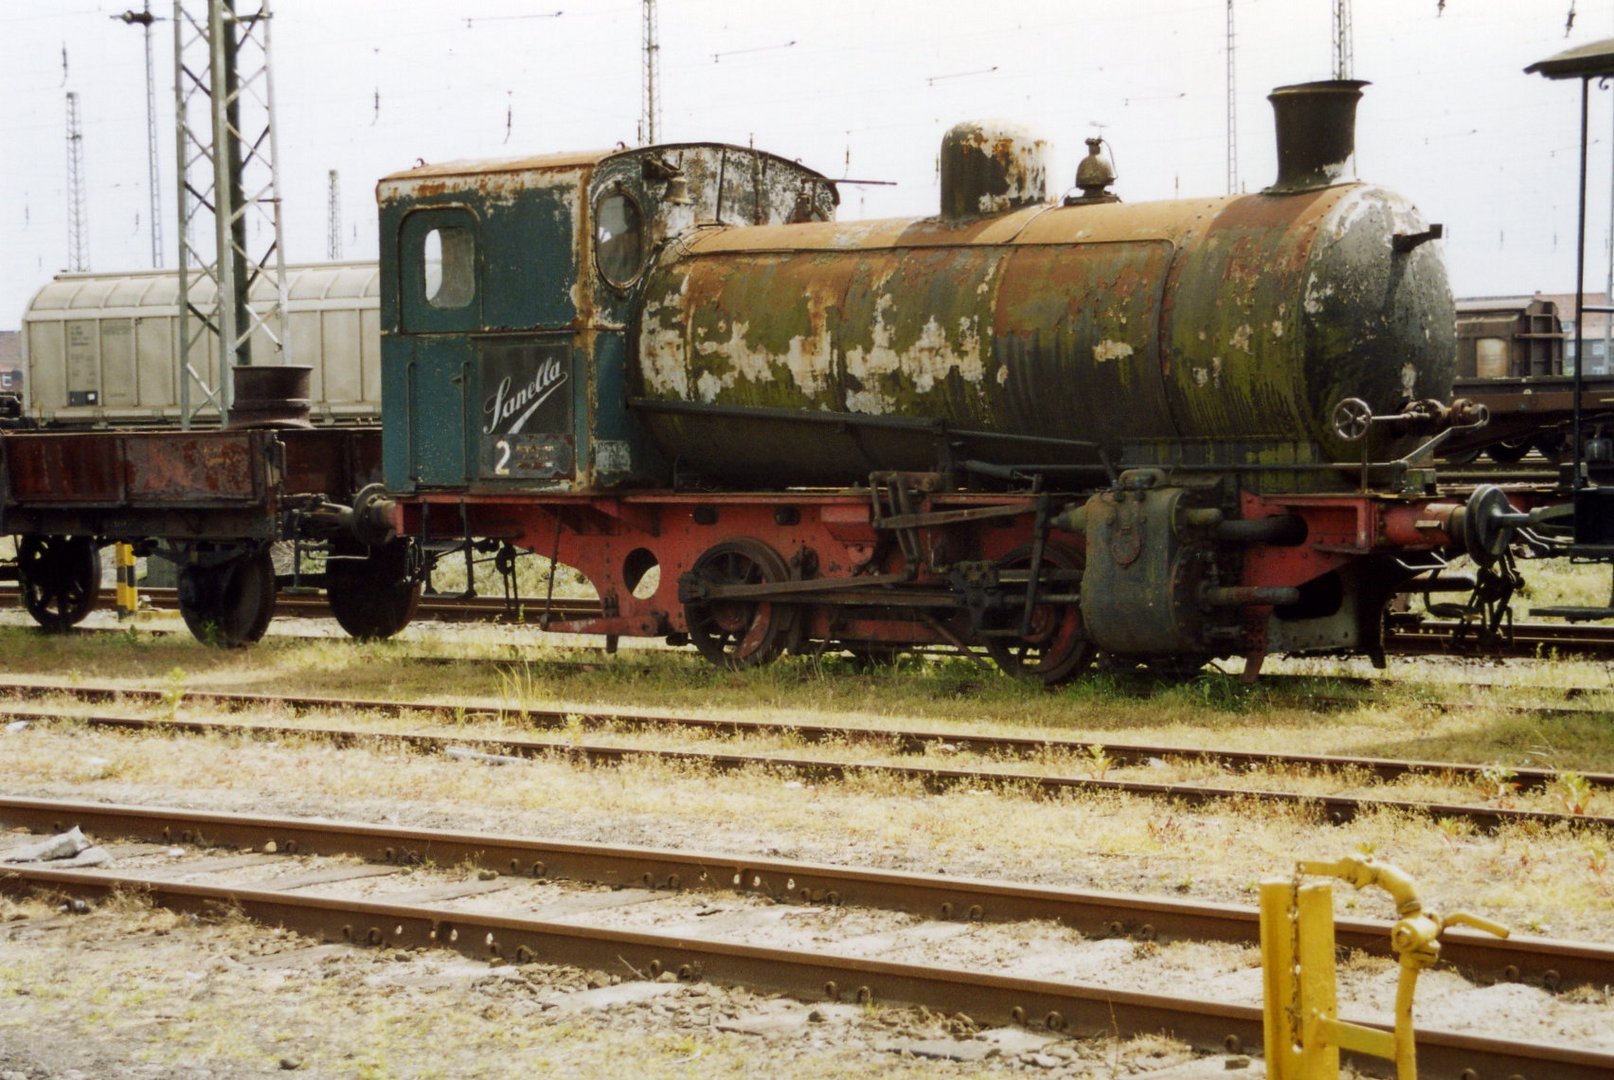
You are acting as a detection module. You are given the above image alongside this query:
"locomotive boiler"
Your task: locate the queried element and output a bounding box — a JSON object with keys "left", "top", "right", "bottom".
{"left": 633, "top": 82, "right": 1456, "bottom": 489}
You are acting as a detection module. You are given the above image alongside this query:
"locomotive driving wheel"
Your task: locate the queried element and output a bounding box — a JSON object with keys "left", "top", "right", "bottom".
{"left": 177, "top": 548, "right": 277, "bottom": 648}
{"left": 325, "top": 539, "right": 421, "bottom": 641}
{"left": 15, "top": 535, "right": 101, "bottom": 632}
{"left": 682, "top": 538, "right": 797, "bottom": 668}
{"left": 982, "top": 543, "right": 1094, "bottom": 685}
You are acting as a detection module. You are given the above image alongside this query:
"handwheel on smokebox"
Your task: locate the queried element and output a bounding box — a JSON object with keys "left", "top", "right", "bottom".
{"left": 325, "top": 539, "right": 422, "bottom": 641}
{"left": 177, "top": 548, "right": 277, "bottom": 647}
{"left": 16, "top": 535, "right": 101, "bottom": 632}
{"left": 981, "top": 543, "right": 1095, "bottom": 685}
{"left": 683, "top": 538, "right": 798, "bottom": 669}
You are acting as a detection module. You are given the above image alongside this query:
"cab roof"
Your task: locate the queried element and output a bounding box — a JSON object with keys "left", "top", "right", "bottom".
{"left": 380, "top": 149, "right": 613, "bottom": 183}
{"left": 381, "top": 142, "right": 837, "bottom": 191}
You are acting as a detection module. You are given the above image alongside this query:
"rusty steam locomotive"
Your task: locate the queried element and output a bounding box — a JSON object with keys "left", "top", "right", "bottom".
{"left": 0, "top": 79, "right": 1541, "bottom": 677}
{"left": 352, "top": 77, "right": 1519, "bottom": 680}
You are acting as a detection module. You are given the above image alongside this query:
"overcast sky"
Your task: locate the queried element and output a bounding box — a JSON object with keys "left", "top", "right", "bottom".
{"left": 3, "top": 0, "right": 1614, "bottom": 327}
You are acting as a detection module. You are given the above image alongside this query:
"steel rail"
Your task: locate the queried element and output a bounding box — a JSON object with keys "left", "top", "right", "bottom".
{"left": 2, "top": 796, "right": 1604, "bottom": 990}
{"left": 0, "top": 585, "right": 604, "bottom": 624}
{"left": 1434, "top": 464, "right": 1562, "bottom": 485}
{"left": 10, "top": 705, "right": 1611, "bottom": 833}
{"left": 1256, "top": 671, "right": 1609, "bottom": 700}
{"left": 7, "top": 585, "right": 1613, "bottom": 658}
{"left": 1386, "top": 620, "right": 1614, "bottom": 658}
{"left": 2, "top": 862, "right": 1608, "bottom": 1079}
{"left": 3, "top": 679, "right": 1609, "bottom": 794}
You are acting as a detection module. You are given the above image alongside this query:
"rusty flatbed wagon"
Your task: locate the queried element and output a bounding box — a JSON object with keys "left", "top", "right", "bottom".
{"left": 0, "top": 425, "right": 393, "bottom": 642}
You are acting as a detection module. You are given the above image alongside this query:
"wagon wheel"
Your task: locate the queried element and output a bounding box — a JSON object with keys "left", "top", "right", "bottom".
{"left": 1533, "top": 434, "right": 1572, "bottom": 463}
{"left": 981, "top": 543, "right": 1094, "bottom": 685}
{"left": 15, "top": 535, "right": 101, "bottom": 632}
{"left": 683, "top": 538, "right": 797, "bottom": 669}
{"left": 177, "top": 548, "right": 277, "bottom": 648}
{"left": 1486, "top": 439, "right": 1531, "bottom": 465}
{"left": 326, "top": 539, "right": 421, "bottom": 641}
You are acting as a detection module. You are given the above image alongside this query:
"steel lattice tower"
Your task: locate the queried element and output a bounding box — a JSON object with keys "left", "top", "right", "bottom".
{"left": 1226, "top": 0, "right": 1237, "bottom": 195}
{"left": 118, "top": 4, "right": 165, "bottom": 268}
{"left": 172, "top": 0, "right": 291, "bottom": 427}
{"left": 642, "top": 0, "right": 660, "bottom": 144}
{"left": 1333, "top": 0, "right": 1353, "bottom": 80}
{"left": 65, "top": 92, "right": 90, "bottom": 272}
{"left": 327, "top": 169, "right": 341, "bottom": 260}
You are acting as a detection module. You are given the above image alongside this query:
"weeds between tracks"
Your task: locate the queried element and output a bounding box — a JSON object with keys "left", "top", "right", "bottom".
{"left": 3, "top": 619, "right": 1613, "bottom": 941}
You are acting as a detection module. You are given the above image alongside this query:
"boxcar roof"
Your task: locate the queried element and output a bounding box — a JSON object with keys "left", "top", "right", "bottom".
{"left": 24, "top": 262, "right": 379, "bottom": 315}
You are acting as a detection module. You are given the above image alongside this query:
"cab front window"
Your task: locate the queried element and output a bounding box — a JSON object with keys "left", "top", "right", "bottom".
{"left": 594, "top": 190, "right": 644, "bottom": 288}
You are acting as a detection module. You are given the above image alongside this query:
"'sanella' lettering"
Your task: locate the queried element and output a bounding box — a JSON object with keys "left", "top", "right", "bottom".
{"left": 483, "top": 358, "right": 567, "bottom": 436}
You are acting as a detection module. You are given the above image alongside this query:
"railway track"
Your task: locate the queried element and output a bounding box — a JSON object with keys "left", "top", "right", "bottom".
{"left": 1386, "top": 618, "right": 1614, "bottom": 657}
{"left": 5, "top": 682, "right": 1609, "bottom": 832}
{"left": 1433, "top": 462, "right": 1563, "bottom": 487}
{"left": 5, "top": 678, "right": 1611, "bottom": 793}
{"left": 1, "top": 796, "right": 1604, "bottom": 987}
{"left": 0, "top": 584, "right": 604, "bottom": 625}
{"left": 3, "top": 798, "right": 1609, "bottom": 1079}
{"left": 6, "top": 584, "right": 1613, "bottom": 662}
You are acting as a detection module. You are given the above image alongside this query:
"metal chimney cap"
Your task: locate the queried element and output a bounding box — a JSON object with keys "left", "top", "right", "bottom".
{"left": 1265, "top": 80, "right": 1371, "bottom": 195}
{"left": 1268, "top": 78, "right": 1371, "bottom": 99}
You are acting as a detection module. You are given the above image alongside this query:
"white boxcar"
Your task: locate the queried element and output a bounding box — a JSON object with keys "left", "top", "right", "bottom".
{"left": 19, "top": 262, "right": 380, "bottom": 427}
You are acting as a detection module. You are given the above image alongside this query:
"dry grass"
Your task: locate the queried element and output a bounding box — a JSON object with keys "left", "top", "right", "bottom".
{"left": 1510, "top": 557, "right": 1613, "bottom": 612}
{"left": 2, "top": 898, "right": 1011, "bottom": 1079}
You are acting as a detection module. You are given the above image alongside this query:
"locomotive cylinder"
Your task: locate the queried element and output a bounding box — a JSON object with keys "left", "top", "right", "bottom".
{"left": 634, "top": 82, "right": 1454, "bottom": 489}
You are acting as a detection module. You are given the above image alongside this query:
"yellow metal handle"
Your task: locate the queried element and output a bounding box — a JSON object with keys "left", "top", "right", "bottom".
{"left": 1444, "top": 911, "right": 1510, "bottom": 939}
{"left": 1298, "top": 854, "right": 1421, "bottom": 914}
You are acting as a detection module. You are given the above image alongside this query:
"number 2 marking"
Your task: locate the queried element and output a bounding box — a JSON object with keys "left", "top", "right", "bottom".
{"left": 494, "top": 438, "right": 511, "bottom": 475}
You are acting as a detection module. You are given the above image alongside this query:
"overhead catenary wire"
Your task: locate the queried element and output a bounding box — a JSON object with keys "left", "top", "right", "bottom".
{"left": 463, "top": 10, "right": 562, "bottom": 28}
{"left": 712, "top": 39, "right": 795, "bottom": 63}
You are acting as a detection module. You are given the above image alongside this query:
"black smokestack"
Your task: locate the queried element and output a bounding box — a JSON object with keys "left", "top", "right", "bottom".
{"left": 1267, "top": 79, "right": 1369, "bottom": 193}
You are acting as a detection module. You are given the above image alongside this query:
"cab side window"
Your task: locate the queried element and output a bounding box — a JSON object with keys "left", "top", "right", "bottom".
{"left": 424, "top": 225, "right": 475, "bottom": 308}
{"left": 400, "top": 208, "right": 480, "bottom": 332}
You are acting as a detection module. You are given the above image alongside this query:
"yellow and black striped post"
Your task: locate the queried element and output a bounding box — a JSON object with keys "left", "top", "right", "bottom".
{"left": 114, "top": 542, "right": 138, "bottom": 620}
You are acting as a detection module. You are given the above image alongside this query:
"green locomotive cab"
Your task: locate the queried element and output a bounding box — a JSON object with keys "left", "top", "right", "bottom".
{"left": 377, "top": 145, "right": 838, "bottom": 495}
